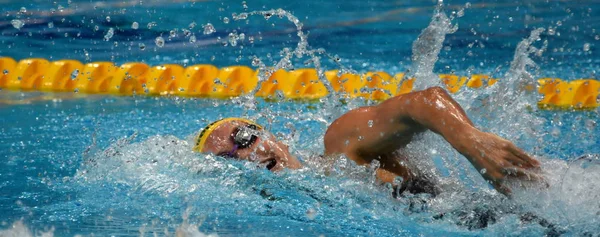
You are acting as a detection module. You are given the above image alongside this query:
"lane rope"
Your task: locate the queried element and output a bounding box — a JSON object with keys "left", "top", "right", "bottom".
{"left": 0, "top": 57, "right": 598, "bottom": 109}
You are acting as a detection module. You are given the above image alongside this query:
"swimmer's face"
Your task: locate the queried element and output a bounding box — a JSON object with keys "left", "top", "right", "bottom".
{"left": 201, "top": 120, "right": 302, "bottom": 171}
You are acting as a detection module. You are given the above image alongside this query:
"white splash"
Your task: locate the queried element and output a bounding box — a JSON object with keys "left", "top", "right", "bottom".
{"left": 75, "top": 134, "right": 199, "bottom": 195}
{"left": 509, "top": 155, "right": 600, "bottom": 235}
{"left": 229, "top": 8, "right": 351, "bottom": 123}
{"left": 406, "top": 4, "right": 457, "bottom": 91}
{"left": 0, "top": 221, "right": 54, "bottom": 237}
{"left": 490, "top": 28, "right": 547, "bottom": 113}
{"left": 175, "top": 223, "right": 218, "bottom": 237}
{"left": 486, "top": 28, "right": 547, "bottom": 140}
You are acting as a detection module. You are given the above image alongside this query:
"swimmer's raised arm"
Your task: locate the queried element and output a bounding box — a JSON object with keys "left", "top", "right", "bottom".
{"left": 324, "top": 86, "right": 541, "bottom": 195}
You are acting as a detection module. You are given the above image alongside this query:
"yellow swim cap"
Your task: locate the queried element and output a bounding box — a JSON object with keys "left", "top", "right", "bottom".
{"left": 193, "top": 117, "right": 261, "bottom": 152}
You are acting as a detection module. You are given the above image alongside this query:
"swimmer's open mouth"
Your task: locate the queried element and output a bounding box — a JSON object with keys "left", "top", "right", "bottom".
{"left": 262, "top": 158, "right": 277, "bottom": 171}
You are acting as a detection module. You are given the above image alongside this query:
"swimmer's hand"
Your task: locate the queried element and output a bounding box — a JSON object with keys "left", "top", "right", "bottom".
{"left": 456, "top": 128, "right": 543, "bottom": 195}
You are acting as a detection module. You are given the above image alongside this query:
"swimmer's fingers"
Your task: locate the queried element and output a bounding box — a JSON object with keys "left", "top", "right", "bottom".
{"left": 502, "top": 167, "right": 544, "bottom": 182}
{"left": 493, "top": 170, "right": 546, "bottom": 196}
{"left": 508, "top": 144, "right": 540, "bottom": 169}
{"left": 492, "top": 181, "right": 512, "bottom": 196}
{"left": 503, "top": 167, "right": 549, "bottom": 189}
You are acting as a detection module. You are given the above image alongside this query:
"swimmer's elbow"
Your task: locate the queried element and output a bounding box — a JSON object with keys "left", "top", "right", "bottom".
{"left": 323, "top": 122, "right": 348, "bottom": 156}
{"left": 323, "top": 128, "right": 338, "bottom": 155}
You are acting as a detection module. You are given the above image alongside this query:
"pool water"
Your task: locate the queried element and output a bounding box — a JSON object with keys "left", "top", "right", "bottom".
{"left": 1, "top": 0, "right": 600, "bottom": 236}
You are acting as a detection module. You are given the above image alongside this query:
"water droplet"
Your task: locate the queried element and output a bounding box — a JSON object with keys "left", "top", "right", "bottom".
{"left": 105, "top": 16, "right": 111, "bottom": 22}
{"left": 189, "top": 35, "right": 196, "bottom": 43}
{"left": 11, "top": 19, "right": 24, "bottom": 29}
{"left": 70, "top": 69, "right": 79, "bottom": 80}
{"left": 480, "top": 168, "right": 487, "bottom": 174}
{"left": 74, "top": 88, "right": 79, "bottom": 93}
{"left": 242, "top": 1, "right": 248, "bottom": 10}
{"left": 334, "top": 55, "right": 340, "bottom": 62}
{"left": 155, "top": 36, "right": 165, "bottom": 47}
{"left": 251, "top": 57, "right": 261, "bottom": 66}
{"left": 583, "top": 43, "right": 591, "bottom": 52}
{"left": 584, "top": 119, "right": 596, "bottom": 129}
{"left": 548, "top": 28, "right": 555, "bottom": 35}
{"left": 147, "top": 22, "right": 157, "bottom": 29}
{"left": 203, "top": 23, "right": 215, "bottom": 35}
{"left": 556, "top": 21, "right": 562, "bottom": 26}
{"left": 3, "top": 70, "right": 8, "bottom": 75}
{"left": 48, "top": 22, "right": 54, "bottom": 28}
{"left": 103, "top": 27, "right": 114, "bottom": 41}
{"left": 551, "top": 127, "right": 561, "bottom": 137}
{"left": 263, "top": 13, "right": 272, "bottom": 20}
{"left": 457, "top": 9, "right": 464, "bottom": 18}
{"left": 223, "top": 17, "right": 230, "bottom": 24}
{"left": 393, "top": 176, "right": 404, "bottom": 186}
{"left": 94, "top": 25, "right": 99, "bottom": 31}
{"left": 131, "top": 22, "right": 139, "bottom": 29}
{"left": 306, "top": 208, "right": 317, "bottom": 220}
{"left": 358, "top": 136, "right": 364, "bottom": 141}
{"left": 169, "top": 30, "right": 177, "bottom": 38}
{"left": 188, "top": 22, "right": 197, "bottom": 29}
{"left": 228, "top": 32, "right": 239, "bottom": 46}
{"left": 139, "top": 43, "right": 146, "bottom": 50}
{"left": 595, "top": 35, "right": 600, "bottom": 40}
{"left": 465, "top": 2, "right": 471, "bottom": 8}
{"left": 508, "top": 17, "right": 513, "bottom": 22}
{"left": 233, "top": 13, "right": 248, "bottom": 21}
{"left": 19, "top": 7, "right": 26, "bottom": 13}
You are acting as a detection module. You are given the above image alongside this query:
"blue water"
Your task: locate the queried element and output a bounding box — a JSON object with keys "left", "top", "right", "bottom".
{"left": 1, "top": 0, "right": 600, "bottom": 236}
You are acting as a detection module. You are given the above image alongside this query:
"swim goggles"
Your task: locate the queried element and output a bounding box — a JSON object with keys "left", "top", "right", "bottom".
{"left": 193, "top": 117, "right": 263, "bottom": 153}
{"left": 224, "top": 124, "right": 262, "bottom": 157}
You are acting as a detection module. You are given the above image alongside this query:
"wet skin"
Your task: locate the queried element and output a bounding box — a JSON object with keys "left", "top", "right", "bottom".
{"left": 200, "top": 87, "right": 542, "bottom": 195}
{"left": 200, "top": 120, "right": 302, "bottom": 171}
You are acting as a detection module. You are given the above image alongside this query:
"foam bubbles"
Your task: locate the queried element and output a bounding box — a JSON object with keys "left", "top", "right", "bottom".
{"left": 508, "top": 155, "right": 600, "bottom": 235}
{"left": 0, "top": 221, "right": 54, "bottom": 237}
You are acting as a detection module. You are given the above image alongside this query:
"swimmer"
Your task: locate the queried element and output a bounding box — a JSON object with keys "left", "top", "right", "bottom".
{"left": 193, "top": 87, "right": 542, "bottom": 196}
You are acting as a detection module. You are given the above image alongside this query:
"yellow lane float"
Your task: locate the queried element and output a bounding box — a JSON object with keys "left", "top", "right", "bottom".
{"left": 0, "top": 57, "right": 598, "bottom": 110}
